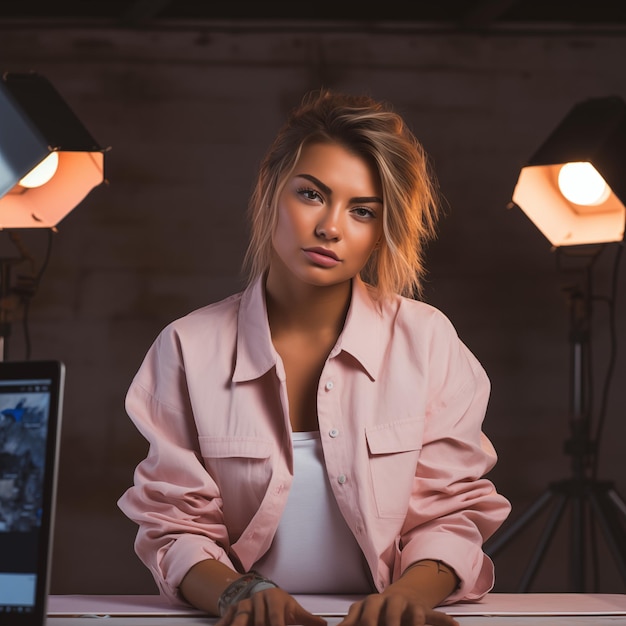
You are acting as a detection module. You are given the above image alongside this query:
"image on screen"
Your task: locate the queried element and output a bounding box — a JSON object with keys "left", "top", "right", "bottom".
{"left": 0, "top": 378, "right": 52, "bottom": 614}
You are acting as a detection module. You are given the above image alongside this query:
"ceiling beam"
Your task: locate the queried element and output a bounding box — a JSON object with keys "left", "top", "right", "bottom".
{"left": 120, "top": 0, "right": 173, "bottom": 26}
{"left": 461, "top": 0, "right": 522, "bottom": 30}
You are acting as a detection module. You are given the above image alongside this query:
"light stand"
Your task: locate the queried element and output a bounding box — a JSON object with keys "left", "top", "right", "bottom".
{"left": 0, "top": 230, "right": 53, "bottom": 361}
{"left": 485, "top": 245, "right": 626, "bottom": 591}
{"left": 0, "top": 256, "right": 20, "bottom": 359}
{"left": 484, "top": 96, "right": 626, "bottom": 591}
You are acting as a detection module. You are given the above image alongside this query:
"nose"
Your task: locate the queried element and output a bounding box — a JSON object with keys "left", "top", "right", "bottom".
{"left": 315, "top": 208, "right": 342, "bottom": 241}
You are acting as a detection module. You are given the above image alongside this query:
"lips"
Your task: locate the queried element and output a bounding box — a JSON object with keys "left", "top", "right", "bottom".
{"left": 304, "top": 247, "right": 339, "bottom": 260}
{"left": 302, "top": 247, "right": 341, "bottom": 267}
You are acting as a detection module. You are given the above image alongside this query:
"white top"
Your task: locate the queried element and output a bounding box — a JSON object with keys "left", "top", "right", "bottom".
{"left": 253, "top": 431, "right": 374, "bottom": 594}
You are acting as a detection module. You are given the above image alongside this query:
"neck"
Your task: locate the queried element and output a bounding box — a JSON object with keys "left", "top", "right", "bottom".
{"left": 264, "top": 273, "right": 352, "bottom": 338}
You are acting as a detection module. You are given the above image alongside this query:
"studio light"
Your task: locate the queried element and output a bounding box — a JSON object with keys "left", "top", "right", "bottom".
{"left": 511, "top": 95, "right": 626, "bottom": 247}
{"left": 486, "top": 96, "right": 626, "bottom": 593}
{"left": 0, "top": 71, "right": 107, "bottom": 360}
{"left": 0, "top": 71, "right": 105, "bottom": 229}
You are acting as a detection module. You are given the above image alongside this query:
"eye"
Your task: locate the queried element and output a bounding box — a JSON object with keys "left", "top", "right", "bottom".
{"left": 351, "top": 206, "right": 377, "bottom": 219}
{"left": 297, "top": 187, "right": 323, "bottom": 202}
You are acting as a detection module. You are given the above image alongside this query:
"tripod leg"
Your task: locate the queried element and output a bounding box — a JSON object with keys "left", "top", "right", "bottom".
{"left": 589, "top": 486, "right": 626, "bottom": 584}
{"left": 518, "top": 490, "right": 569, "bottom": 592}
{"left": 570, "top": 487, "right": 586, "bottom": 591}
{"left": 607, "top": 488, "right": 626, "bottom": 519}
{"left": 485, "top": 489, "right": 554, "bottom": 557}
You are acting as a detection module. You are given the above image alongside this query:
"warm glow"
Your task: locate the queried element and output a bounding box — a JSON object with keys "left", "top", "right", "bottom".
{"left": 557, "top": 161, "right": 611, "bottom": 206}
{"left": 19, "top": 152, "right": 60, "bottom": 188}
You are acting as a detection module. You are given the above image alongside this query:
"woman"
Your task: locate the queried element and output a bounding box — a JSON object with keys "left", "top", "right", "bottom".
{"left": 118, "top": 89, "right": 510, "bottom": 626}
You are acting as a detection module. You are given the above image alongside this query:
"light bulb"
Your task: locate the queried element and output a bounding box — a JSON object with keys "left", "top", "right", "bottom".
{"left": 19, "top": 152, "right": 60, "bottom": 188}
{"left": 557, "top": 161, "right": 610, "bottom": 206}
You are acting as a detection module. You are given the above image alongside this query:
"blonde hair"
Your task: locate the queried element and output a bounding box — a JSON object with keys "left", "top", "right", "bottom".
{"left": 243, "top": 89, "right": 440, "bottom": 299}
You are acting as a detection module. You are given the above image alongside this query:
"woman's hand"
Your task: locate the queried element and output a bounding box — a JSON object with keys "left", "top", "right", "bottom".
{"left": 216, "top": 587, "right": 328, "bottom": 626}
{"left": 338, "top": 559, "right": 460, "bottom": 626}
{"left": 338, "top": 591, "right": 458, "bottom": 626}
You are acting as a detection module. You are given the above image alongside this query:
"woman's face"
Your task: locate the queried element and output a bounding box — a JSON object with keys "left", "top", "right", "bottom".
{"left": 269, "top": 141, "right": 383, "bottom": 290}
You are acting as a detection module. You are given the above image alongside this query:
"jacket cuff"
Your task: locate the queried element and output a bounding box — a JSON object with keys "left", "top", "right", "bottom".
{"left": 158, "top": 535, "right": 234, "bottom": 604}
{"left": 399, "top": 532, "right": 495, "bottom": 604}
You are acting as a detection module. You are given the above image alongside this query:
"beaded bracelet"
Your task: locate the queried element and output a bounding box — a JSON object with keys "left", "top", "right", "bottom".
{"left": 217, "top": 571, "right": 278, "bottom": 616}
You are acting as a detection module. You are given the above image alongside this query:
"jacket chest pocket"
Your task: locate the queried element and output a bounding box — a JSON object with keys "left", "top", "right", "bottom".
{"left": 365, "top": 418, "right": 424, "bottom": 518}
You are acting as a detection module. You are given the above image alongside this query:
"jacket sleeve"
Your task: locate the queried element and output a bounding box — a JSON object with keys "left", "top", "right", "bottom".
{"left": 397, "top": 312, "right": 511, "bottom": 603}
{"left": 117, "top": 326, "right": 235, "bottom": 605}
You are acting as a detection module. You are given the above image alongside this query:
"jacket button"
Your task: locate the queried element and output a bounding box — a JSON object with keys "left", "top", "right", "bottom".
{"left": 329, "top": 428, "right": 339, "bottom": 438}
{"left": 325, "top": 381, "right": 334, "bottom": 391}
{"left": 337, "top": 474, "right": 347, "bottom": 484}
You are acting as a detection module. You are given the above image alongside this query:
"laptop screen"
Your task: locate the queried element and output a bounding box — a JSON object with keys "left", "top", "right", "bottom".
{"left": 0, "top": 361, "right": 64, "bottom": 625}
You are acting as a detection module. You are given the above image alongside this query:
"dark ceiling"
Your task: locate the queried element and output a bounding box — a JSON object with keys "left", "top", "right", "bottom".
{"left": 1, "top": 0, "right": 626, "bottom": 33}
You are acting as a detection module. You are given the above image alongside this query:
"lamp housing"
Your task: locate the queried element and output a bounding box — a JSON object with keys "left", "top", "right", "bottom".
{"left": 512, "top": 96, "right": 626, "bottom": 247}
{"left": 0, "top": 72, "right": 105, "bottom": 229}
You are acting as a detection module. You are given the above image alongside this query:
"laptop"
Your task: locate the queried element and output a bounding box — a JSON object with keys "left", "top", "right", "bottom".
{"left": 0, "top": 360, "right": 65, "bottom": 626}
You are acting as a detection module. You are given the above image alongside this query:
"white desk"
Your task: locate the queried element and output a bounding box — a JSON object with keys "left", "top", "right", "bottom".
{"left": 47, "top": 593, "right": 626, "bottom": 625}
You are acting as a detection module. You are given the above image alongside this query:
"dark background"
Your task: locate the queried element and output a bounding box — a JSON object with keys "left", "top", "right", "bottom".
{"left": 1, "top": 0, "right": 626, "bottom": 597}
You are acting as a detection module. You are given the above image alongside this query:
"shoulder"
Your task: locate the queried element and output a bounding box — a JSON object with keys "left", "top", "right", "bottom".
{"left": 181, "top": 290, "right": 243, "bottom": 327}
{"left": 347, "top": 283, "right": 458, "bottom": 357}
{"left": 147, "top": 289, "right": 245, "bottom": 364}
{"left": 167, "top": 289, "right": 244, "bottom": 334}
{"left": 388, "top": 294, "right": 488, "bottom": 386}
{"left": 130, "top": 289, "right": 248, "bottom": 393}
{"left": 387, "top": 293, "right": 461, "bottom": 342}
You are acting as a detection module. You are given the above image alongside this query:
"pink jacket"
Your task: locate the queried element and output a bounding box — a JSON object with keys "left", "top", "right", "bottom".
{"left": 118, "top": 277, "right": 510, "bottom": 606}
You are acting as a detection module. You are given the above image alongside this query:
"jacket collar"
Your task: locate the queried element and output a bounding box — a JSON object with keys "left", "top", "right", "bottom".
{"left": 332, "top": 277, "right": 383, "bottom": 381}
{"left": 233, "top": 276, "right": 384, "bottom": 383}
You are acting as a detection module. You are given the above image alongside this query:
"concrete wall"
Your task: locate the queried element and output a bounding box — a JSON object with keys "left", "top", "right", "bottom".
{"left": 1, "top": 22, "right": 625, "bottom": 595}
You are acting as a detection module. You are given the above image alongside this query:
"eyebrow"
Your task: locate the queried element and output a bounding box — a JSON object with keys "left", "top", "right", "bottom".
{"left": 296, "top": 173, "right": 383, "bottom": 204}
